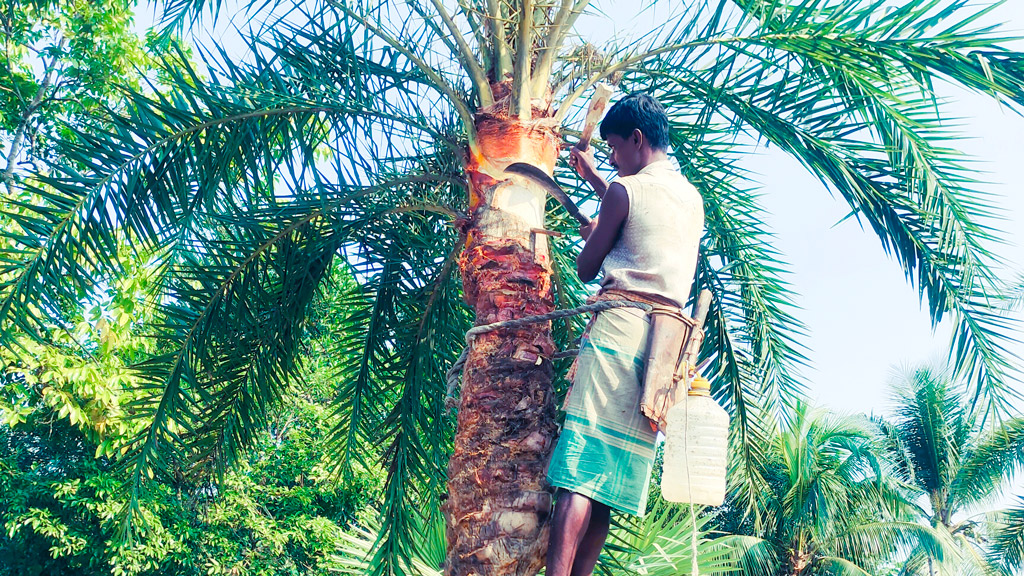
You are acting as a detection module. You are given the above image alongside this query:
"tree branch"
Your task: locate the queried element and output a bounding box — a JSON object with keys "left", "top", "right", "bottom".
{"left": 486, "top": 0, "right": 513, "bottom": 80}
{"left": 428, "top": 0, "right": 494, "bottom": 107}
{"left": 2, "top": 38, "right": 65, "bottom": 189}
{"left": 530, "top": 0, "right": 589, "bottom": 96}
{"left": 511, "top": 0, "right": 533, "bottom": 119}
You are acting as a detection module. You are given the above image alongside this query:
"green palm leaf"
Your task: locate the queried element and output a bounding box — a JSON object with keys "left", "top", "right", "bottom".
{"left": 720, "top": 403, "right": 947, "bottom": 574}
{"left": 606, "top": 0, "right": 1024, "bottom": 416}
{"left": 954, "top": 417, "right": 1024, "bottom": 507}
{"left": 990, "top": 495, "right": 1024, "bottom": 575}
{"left": 877, "top": 364, "right": 1024, "bottom": 575}
{"left": 599, "top": 502, "right": 743, "bottom": 576}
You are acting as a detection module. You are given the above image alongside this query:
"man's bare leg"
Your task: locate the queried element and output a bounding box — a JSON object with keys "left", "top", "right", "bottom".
{"left": 568, "top": 500, "right": 610, "bottom": 576}
{"left": 547, "top": 491, "right": 595, "bottom": 576}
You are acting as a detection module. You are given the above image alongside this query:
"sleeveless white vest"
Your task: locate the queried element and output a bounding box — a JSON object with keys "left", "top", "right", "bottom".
{"left": 599, "top": 160, "right": 704, "bottom": 308}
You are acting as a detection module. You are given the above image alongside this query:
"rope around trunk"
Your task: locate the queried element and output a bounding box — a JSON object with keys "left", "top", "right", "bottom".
{"left": 444, "top": 300, "right": 652, "bottom": 410}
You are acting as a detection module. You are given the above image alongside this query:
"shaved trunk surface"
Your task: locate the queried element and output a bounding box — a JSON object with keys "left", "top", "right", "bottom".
{"left": 445, "top": 112, "right": 561, "bottom": 576}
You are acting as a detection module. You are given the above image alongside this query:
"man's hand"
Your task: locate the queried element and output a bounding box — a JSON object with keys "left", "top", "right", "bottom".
{"left": 569, "top": 147, "right": 608, "bottom": 197}
{"left": 569, "top": 147, "right": 598, "bottom": 179}
{"left": 579, "top": 218, "right": 598, "bottom": 241}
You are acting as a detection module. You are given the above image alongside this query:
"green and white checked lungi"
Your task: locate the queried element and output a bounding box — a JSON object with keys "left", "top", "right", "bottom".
{"left": 546, "top": 306, "right": 658, "bottom": 517}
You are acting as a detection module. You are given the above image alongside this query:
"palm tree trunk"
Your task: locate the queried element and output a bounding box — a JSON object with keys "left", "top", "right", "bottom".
{"left": 788, "top": 546, "right": 810, "bottom": 576}
{"left": 444, "top": 112, "right": 562, "bottom": 576}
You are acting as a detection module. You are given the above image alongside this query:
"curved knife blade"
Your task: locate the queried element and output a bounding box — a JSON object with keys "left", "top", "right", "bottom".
{"left": 504, "top": 162, "right": 592, "bottom": 227}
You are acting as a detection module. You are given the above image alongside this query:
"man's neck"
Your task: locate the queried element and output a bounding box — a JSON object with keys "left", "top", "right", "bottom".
{"left": 633, "top": 149, "right": 670, "bottom": 173}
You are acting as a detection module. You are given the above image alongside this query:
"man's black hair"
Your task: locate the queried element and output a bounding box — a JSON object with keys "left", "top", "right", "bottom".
{"left": 599, "top": 92, "right": 670, "bottom": 151}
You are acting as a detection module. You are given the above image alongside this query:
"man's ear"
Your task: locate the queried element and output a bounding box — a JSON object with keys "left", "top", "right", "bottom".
{"left": 631, "top": 128, "right": 644, "bottom": 149}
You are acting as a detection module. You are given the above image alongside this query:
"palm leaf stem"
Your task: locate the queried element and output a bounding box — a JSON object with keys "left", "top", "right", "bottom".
{"left": 531, "top": 0, "right": 590, "bottom": 96}
{"left": 511, "top": 0, "right": 534, "bottom": 119}
{"left": 454, "top": 0, "right": 491, "bottom": 61}
{"left": 427, "top": 0, "right": 494, "bottom": 106}
{"left": 485, "top": 0, "right": 513, "bottom": 78}
{"left": 119, "top": 175, "right": 448, "bottom": 536}
{"left": 329, "top": 0, "right": 479, "bottom": 153}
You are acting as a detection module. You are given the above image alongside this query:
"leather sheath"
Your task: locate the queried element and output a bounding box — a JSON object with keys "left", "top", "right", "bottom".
{"left": 640, "top": 306, "right": 698, "bottom": 429}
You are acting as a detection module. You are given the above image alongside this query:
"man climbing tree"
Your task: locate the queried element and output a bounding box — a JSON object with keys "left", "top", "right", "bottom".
{"left": 546, "top": 93, "right": 704, "bottom": 576}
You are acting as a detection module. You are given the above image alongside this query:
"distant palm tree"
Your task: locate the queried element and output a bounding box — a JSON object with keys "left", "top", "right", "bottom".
{"left": 877, "top": 366, "right": 1024, "bottom": 575}
{"left": 717, "top": 403, "right": 946, "bottom": 575}
{"left": 2, "top": 1, "right": 1024, "bottom": 575}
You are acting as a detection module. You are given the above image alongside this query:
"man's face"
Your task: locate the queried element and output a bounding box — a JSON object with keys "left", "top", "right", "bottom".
{"left": 604, "top": 131, "right": 642, "bottom": 176}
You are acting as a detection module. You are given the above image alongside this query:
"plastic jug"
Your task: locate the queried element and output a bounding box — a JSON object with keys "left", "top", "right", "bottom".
{"left": 660, "top": 376, "right": 728, "bottom": 505}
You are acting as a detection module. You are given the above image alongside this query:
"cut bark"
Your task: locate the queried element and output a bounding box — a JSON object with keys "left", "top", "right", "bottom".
{"left": 445, "top": 111, "right": 562, "bottom": 576}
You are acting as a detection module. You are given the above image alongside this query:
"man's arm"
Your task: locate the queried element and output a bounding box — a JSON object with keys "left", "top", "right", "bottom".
{"left": 577, "top": 183, "right": 628, "bottom": 282}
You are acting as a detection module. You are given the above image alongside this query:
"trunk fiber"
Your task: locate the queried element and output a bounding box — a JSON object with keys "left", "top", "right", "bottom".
{"left": 444, "top": 114, "right": 561, "bottom": 576}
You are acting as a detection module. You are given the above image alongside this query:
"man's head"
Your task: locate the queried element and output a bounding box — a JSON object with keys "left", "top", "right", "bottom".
{"left": 599, "top": 92, "right": 670, "bottom": 176}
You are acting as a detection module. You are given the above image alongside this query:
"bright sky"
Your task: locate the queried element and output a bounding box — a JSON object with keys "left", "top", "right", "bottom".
{"left": 135, "top": 0, "right": 1024, "bottom": 496}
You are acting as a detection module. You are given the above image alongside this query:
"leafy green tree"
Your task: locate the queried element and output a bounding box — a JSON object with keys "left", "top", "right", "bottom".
{"left": 2, "top": 1, "right": 1024, "bottom": 575}
{"left": 1, "top": 381, "right": 376, "bottom": 576}
{"left": 876, "top": 366, "right": 1024, "bottom": 575}
{"left": 715, "top": 403, "right": 945, "bottom": 575}
{"left": 0, "top": 0, "right": 156, "bottom": 188}
{"left": 0, "top": 262, "right": 378, "bottom": 576}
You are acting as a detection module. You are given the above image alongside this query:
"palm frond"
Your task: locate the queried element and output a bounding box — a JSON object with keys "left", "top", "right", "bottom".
{"left": 724, "top": 0, "right": 1024, "bottom": 414}
{"left": 679, "top": 133, "right": 808, "bottom": 424}
{"left": 955, "top": 417, "right": 1024, "bottom": 507}
{"left": 888, "top": 365, "right": 969, "bottom": 499}
{"left": 322, "top": 262, "right": 398, "bottom": 476}
{"left": 647, "top": 58, "right": 812, "bottom": 517}
{"left": 599, "top": 503, "right": 741, "bottom": 576}
{"left": 816, "top": 556, "right": 873, "bottom": 576}
{"left": 331, "top": 510, "right": 445, "bottom": 576}
{"left": 358, "top": 224, "right": 469, "bottom": 576}
{"left": 833, "top": 521, "right": 952, "bottom": 568}
{"left": 989, "top": 495, "right": 1024, "bottom": 576}
{"left": 562, "top": 0, "right": 1024, "bottom": 415}
{"left": 1, "top": 6, "right": 471, "bottom": 540}
{"left": 717, "top": 534, "right": 778, "bottom": 576}
{"left": 1009, "top": 273, "right": 1024, "bottom": 311}
{"left": 328, "top": 1, "right": 480, "bottom": 141}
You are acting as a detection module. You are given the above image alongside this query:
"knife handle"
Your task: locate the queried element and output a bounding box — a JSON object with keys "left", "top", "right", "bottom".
{"left": 576, "top": 83, "right": 614, "bottom": 153}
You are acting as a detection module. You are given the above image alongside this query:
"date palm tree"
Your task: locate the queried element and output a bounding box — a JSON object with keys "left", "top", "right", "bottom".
{"left": 876, "top": 365, "right": 1024, "bottom": 575}
{"left": 2, "top": 1, "right": 1023, "bottom": 575}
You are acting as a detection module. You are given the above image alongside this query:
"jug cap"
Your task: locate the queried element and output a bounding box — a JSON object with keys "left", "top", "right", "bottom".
{"left": 689, "top": 375, "right": 711, "bottom": 396}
